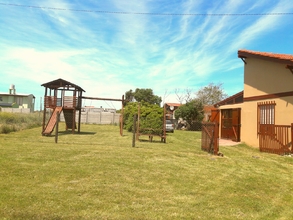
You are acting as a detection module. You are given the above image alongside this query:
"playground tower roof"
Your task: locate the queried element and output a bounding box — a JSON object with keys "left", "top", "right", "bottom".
{"left": 41, "top": 78, "right": 85, "bottom": 92}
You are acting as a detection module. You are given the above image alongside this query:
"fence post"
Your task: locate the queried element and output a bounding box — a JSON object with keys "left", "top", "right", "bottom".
{"left": 132, "top": 114, "right": 137, "bottom": 147}
{"left": 55, "top": 112, "right": 60, "bottom": 144}
{"left": 136, "top": 103, "right": 140, "bottom": 141}
{"left": 291, "top": 123, "right": 293, "bottom": 154}
{"left": 214, "top": 122, "right": 219, "bottom": 155}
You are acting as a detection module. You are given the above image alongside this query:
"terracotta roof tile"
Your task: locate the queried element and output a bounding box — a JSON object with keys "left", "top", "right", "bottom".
{"left": 165, "top": 103, "right": 181, "bottom": 107}
{"left": 238, "top": 49, "right": 293, "bottom": 64}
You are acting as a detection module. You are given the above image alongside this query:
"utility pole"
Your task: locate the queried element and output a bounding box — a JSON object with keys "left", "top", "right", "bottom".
{"left": 40, "top": 97, "right": 42, "bottom": 111}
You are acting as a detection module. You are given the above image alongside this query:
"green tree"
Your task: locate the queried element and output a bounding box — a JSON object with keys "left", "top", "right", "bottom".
{"left": 125, "top": 88, "right": 162, "bottom": 106}
{"left": 174, "top": 99, "right": 204, "bottom": 126}
{"left": 195, "top": 83, "right": 228, "bottom": 105}
{"left": 123, "top": 102, "right": 138, "bottom": 132}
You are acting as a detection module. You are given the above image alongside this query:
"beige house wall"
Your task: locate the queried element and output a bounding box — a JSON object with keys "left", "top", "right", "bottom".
{"left": 244, "top": 58, "right": 293, "bottom": 96}
{"left": 241, "top": 57, "right": 293, "bottom": 147}
{"left": 241, "top": 101, "right": 258, "bottom": 147}
{"left": 242, "top": 98, "right": 293, "bottom": 147}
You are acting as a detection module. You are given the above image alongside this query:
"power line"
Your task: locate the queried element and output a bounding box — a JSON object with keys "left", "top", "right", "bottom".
{"left": 1, "top": 3, "right": 293, "bottom": 16}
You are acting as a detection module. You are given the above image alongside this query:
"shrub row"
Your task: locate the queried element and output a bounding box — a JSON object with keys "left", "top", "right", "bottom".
{"left": 0, "top": 112, "right": 43, "bottom": 134}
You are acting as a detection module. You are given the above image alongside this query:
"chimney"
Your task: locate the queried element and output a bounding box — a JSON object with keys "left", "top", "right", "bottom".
{"left": 9, "top": 84, "right": 16, "bottom": 95}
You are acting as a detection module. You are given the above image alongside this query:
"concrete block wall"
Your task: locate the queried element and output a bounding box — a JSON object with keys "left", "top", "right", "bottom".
{"left": 1, "top": 108, "right": 31, "bottom": 114}
{"left": 60, "top": 111, "right": 120, "bottom": 124}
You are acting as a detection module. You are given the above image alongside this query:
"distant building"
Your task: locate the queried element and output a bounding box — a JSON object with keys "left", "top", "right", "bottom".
{"left": 165, "top": 103, "right": 181, "bottom": 119}
{"left": 0, "top": 84, "right": 35, "bottom": 112}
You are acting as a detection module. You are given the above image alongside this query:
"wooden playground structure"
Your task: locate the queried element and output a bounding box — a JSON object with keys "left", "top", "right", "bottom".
{"left": 41, "top": 78, "right": 124, "bottom": 136}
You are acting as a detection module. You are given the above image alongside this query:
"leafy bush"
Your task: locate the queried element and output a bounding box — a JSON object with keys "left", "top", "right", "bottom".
{"left": 123, "top": 101, "right": 163, "bottom": 135}
{"left": 123, "top": 102, "right": 139, "bottom": 132}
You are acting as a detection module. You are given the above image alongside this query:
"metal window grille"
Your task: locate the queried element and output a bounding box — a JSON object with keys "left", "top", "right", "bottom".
{"left": 257, "top": 101, "right": 276, "bottom": 133}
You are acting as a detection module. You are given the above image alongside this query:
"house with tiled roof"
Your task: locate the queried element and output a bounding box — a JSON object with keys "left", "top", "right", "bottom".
{"left": 213, "top": 49, "right": 293, "bottom": 154}
{"left": 165, "top": 103, "right": 181, "bottom": 119}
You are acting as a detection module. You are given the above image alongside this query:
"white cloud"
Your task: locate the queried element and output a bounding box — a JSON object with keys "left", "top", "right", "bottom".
{"left": 1, "top": 0, "right": 293, "bottom": 109}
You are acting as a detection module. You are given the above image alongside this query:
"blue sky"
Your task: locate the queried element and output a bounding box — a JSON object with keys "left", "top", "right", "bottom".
{"left": 1, "top": 0, "right": 293, "bottom": 110}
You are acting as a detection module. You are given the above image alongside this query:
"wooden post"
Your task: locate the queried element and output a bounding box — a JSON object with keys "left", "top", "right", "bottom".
{"left": 214, "top": 122, "right": 219, "bottom": 155}
{"left": 55, "top": 112, "right": 60, "bottom": 143}
{"left": 78, "top": 91, "right": 82, "bottom": 133}
{"left": 291, "top": 123, "right": 293, "bottom": 154}
{"left": 132, "top": 114, "right": 137, "bottom": 147}
{"left": 163, "top": 103, "right": 166, "bottom": 143}
{"left": 72, "top": 90, "right": 76, "bottom": 134}
{"left": 136, "top": 103, "right": 140, "bottom": 141}
{"left": 42, "top": 88, "right": 48, "bottom": 134}
{"left": 120, "top": 95, "right": 124, "bottom": 136}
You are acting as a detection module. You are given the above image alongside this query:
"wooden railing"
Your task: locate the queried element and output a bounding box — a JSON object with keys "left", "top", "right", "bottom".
{"left": 63, "top": 96, "right": 77, "bottom": 108}
{"left": 259, "top": 124, "right": 293, "bottom": 155}
{"left": 44, "top": 96, "right": 57, "bottom": 108}
{"left": 44, "top": 96, "right": 79, "bottom": 109}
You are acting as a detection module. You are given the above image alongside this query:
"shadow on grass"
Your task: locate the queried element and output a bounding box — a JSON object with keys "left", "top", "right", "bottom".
{"left": 138, "top": 139, "right": 166, "bottom": 144}
{"left": 42, "top": 131, "right": 97, "bottom": 137}
{"left": 136, "top": 132, "right": 173, "bottom": 144}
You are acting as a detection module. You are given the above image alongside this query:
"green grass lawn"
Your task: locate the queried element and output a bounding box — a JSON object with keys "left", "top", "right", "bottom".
{"left": 1, "top": 123, "right": 293, "bottom": 219}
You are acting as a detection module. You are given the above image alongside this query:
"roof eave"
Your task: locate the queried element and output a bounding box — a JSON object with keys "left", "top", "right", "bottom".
{"left": 238, "top": 50, "right": 293, "bottom": 66}
{"left": 214, "top": 91, "right": 244, "bottom": 107}
{"left": 41, "top": 78, "right": 86, "bottom": 92}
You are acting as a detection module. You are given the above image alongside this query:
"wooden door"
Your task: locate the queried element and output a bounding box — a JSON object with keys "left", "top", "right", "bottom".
{"left": 231, "top": 108, "right": 241, "bottom": 142}
{"left": 221, "top": 108, "right": 241, "bottom": 141}
{"left": 221, "top": 109, "right": 232, "bottom": 139}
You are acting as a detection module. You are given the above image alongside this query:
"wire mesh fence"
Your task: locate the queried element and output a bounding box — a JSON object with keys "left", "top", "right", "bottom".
{"left": 176, "top": 120, "right": 202, "bottom": 131}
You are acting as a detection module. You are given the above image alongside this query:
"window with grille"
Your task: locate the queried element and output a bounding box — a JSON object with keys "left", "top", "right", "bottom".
{"left": 257, "top": 101, "right": 276, "bottom": 133}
